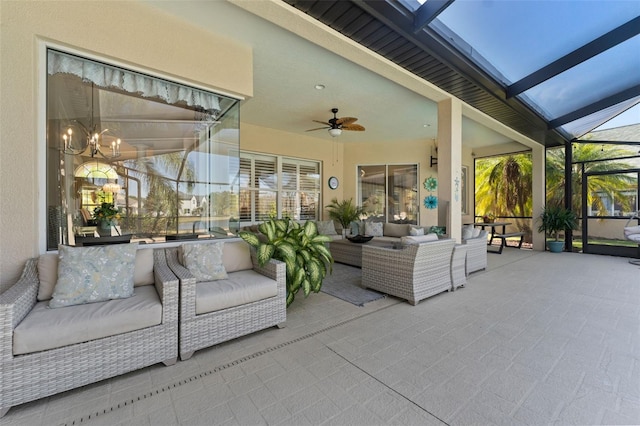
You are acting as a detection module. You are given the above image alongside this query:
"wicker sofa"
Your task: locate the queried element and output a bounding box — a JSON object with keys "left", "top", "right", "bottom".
{"left": 361, "top": 237, "right": 457, "bottom": 305}
{"left": 0, "top": 247, "right": 178, "bottom": 418}
{"left": 165, "top": 240, "right": 286, "bottom": 361}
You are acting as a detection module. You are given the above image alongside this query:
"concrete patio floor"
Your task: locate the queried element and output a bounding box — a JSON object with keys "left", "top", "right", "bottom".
{"left": 3, "top": 248, "right": 640, "bottom": 425}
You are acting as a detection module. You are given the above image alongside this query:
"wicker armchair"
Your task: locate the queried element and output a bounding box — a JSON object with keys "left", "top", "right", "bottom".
{"left": 165, "top": 243, "right": 286, "bottom": 361}
{"left": 0, "top": 249, "right": 178, "bottom": 417}
{"left": 361, "top": 238, "right": 456, "bottom": 305}
{"left": 463, "top": 229, "right": 488, "bottom": 274}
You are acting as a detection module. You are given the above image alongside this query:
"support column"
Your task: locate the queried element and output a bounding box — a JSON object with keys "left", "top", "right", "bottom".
{"left": 437, "top": 98, "right": 463, "bottom": 242}
{"left": 531, "top": 143, "right": 546, "bottom": 251}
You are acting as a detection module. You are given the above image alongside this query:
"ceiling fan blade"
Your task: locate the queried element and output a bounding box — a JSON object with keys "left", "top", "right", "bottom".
{"left": 305, "top": 127, "right": 329, "bottom": 132}
{"left": 342, "top": 124, "right": 365, "bottom": 131}
{"left": 336, "top": 117, "right": 358, "bottom": 125}
{"left": 312, "top": 120, "right": 331, "bottom": 126}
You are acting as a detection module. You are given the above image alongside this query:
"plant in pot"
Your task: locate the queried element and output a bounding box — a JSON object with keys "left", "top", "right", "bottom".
{"left": 238, "top": 218, "right": 333, "bottom": 307}
{"left": 92, "top": 202, "right": 122, "bottom": 236}
{"left": 537, "top": 204, "right": 578, "bottom": 253}
{"left": 325, "top": 197, "right": 366, "bottom": 238}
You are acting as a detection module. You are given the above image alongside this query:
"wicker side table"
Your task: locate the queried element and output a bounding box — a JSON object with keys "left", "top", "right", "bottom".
{"left": 451, "top": 244, "right": 467, "bottom": 290}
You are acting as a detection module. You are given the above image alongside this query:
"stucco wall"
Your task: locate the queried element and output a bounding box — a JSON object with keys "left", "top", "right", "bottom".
{"left": 0, "top": 1, "right": 253, "bottom": 291}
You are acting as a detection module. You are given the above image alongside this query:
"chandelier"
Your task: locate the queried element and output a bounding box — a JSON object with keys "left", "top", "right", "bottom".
{"left": 61, "top": 83, "right": 122, "bottom": 158}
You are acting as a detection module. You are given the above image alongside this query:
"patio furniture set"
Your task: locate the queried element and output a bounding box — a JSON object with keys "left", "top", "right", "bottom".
{"left": 0, "top": 240, "right": 286, "bottom": 417}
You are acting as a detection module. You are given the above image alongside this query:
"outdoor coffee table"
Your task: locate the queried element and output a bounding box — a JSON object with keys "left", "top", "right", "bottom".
{"left": 329, "top": 238, "right": 394, "bottom": 267}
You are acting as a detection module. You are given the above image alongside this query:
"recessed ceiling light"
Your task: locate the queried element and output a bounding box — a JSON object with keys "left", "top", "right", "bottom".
{"left": 423, "top": 124, "right": 430, "bottom": 127}
{"left": 314, "top": 84, "right": 325, "bottom": 90}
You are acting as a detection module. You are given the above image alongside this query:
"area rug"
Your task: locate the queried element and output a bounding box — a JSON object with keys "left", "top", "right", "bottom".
{"left": 320, "top": 262, "right": 385, "bottom": 306}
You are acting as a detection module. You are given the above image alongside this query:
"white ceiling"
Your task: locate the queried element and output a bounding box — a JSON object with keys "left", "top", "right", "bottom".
{"left": 145, "top": 0, "right": 518, "bottom": 149}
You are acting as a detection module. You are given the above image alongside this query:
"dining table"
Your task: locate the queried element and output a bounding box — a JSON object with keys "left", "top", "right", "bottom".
{"left": 470, "top": 221, "right": 512, "bottom": 246}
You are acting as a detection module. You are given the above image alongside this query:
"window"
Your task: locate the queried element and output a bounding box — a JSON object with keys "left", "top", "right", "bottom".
{"left": 46, "top": 49, "right": 240, "bottom": 249}
{"left": 358, "top": 164, "right": 418, "bottom": 224}
{"left": 239, "top": 152, "right": 320, "bottom": 224}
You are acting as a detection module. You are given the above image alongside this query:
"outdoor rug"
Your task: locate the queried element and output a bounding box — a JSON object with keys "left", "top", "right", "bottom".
{"left": 320, "top": 262, "right": 385, "bottom": 306}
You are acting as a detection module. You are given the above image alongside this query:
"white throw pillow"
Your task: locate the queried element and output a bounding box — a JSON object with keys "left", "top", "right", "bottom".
{"left": 410, "top": 226, "right": 425, "bottom": 236}
{"left": 462, "top": 225, "right": 474, "bottom": 240}
{"left": 49, "top": 243, "right": 138, "bottom": 308}
{"left": 624, "top": 225, "right": 640, "bottom": 236}
{"left": 472, "top": 227, "right": 481, "bottom": 238}
{"left": 182, "top": 242, "right": 228, "bottom": 282}
{"left": 365, "top": 222, "right": 383, "bottom": 237}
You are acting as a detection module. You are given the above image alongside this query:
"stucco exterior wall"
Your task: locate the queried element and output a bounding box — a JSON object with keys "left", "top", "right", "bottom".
{"left": 0, "top": 1, "right": 253, "bottom": 291}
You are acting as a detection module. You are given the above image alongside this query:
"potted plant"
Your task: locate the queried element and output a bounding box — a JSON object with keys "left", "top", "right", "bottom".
{"left": 325, "top": 197, "right": 366, "bottom": 237}
{"left": 537, "top": 204, "right": 578, "bottom": 253}
{"left": 239, "top": 218, "right": 333, "bottom": 307}
{"left": 92, "top": 202, "right": 122, "bottom": 236}
{"left": 482, "top": 213, "right": 495, "bottom": 223}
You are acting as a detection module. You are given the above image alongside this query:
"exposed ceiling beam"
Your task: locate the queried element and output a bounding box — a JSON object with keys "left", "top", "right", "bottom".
{"left": 548, "top": 84, "right": 640, "bottom": 129}
{"left": 508, "top": 16, "right": 640, "bottom": 98}
{"left": 413, "top": 0, "right": 454, "bottom": 33}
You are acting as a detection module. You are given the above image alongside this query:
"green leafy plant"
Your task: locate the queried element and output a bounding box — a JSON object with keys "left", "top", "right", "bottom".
{"left": 238, "top": 218, "right": 333, "bottom": 307}
{"left": 537, "top": 204, "right": 578, "bottom": 241}
{"left": 325, "top": 197, "right": 366, "bottom": 230}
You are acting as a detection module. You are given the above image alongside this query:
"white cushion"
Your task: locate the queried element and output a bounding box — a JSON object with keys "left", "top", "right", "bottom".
{"left": 366, "top": 222, "right": 383, "bottom": 237}
{"left": 472, "top": 227, "right": 481, "bottom": 238}
{"left": 195, "top": 270, "right": 278, "bottom": 314}
{"left": 222, "top": 241, "right": 254, "bottom": 272}
{"left": 383, "top": 223, "right": 410, "bottom": 237}
{"left": 50, "top": 243, "right": 138, "bottom": 308}
{"left": 37, "top": 253, "right": 59, "bottom": 301}
{"left": 624, "top": 225, "right": 640, "bottom": 236}
{"left": 462, "top": 225, "right": 474, "bottom": 240}
{"left": 410, "top": 226, "right": 425, "bottom": 236}
{"left": 316, "top": 220, "right": 338, "bottom": 236}
{"left": 182, "top": 242, "right": 228, "bottom": 282}
{"left": 14, "top": 285, "right": 161, "bottom": 355}
{"left": 133, "top": 248, "right": 155, "bottom": 287}
{"left": 401, "top": 233, "right": 439, "bottom": 245}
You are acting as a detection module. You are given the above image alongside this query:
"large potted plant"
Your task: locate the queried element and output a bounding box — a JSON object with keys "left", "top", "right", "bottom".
{"left": 239, "top": 218, "right": 333, "bottom": 307}
{"left": 325, "top": 197, "right": 366, "bottom": 237}
{"left": 537, "top": 205, "right": 578, "bottom": 253}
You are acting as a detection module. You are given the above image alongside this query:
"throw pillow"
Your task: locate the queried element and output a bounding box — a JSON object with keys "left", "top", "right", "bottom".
{"left": 471, "top": 227, "right": 481, "bottom": 238}
{"left": 182, "top": 242, "right": 228, "bottom": 282}
{"left": 401, "top": 233, "right": 439, "bottom": 245}
{"left": 462, "top": 225, "right": 474, "bottom": 240}
{"left": 366, "top": 221, "right": 383, "bottom": 237}
{"left": 49, "top": 243, "right": 138, "bottom": 308}
{"left": 37, "top": 253, "right": 59, "bottom": 301}
{"left": 410, "top": 226, "right": 425, "bottom": 236}
{"left": 316, "top": 220, "right": 338, "bottom": 236}
{"left": 624, "top": 225, "right": 640, "bottom": 236}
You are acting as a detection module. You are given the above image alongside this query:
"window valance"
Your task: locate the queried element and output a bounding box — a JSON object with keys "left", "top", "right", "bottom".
{"left": 47, "top": 50, "right": 220, "bottom": 116}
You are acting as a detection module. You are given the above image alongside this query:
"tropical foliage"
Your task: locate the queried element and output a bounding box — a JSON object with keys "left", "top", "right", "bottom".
{"left": 545, "top": 143, "right": 637, "bottom": 215}
{"left": 92, "top": 202, "right": 121, "bottom": 224}
{"left": 238, "top": 218, "right": 333, "bottom": 307}
{"left": 325, "top": 197, "right": 366, "bottom": 229}
{"left": 475, "top": 153, "right": 532, "bottom": 233}
{"left": 537, "top": 204, "right": 579, "bottom": 241}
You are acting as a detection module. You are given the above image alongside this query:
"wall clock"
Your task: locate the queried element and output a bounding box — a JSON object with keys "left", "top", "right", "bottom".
{"left": 328, "top": 176, "right": 339, "bottom": 190}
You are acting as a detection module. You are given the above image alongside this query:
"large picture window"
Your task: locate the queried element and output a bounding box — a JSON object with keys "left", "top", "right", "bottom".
{"left": 239, "top": 152, "right": 320, "bottom": 224}
{"left": 46, "top": 49, "right": 240, "bottom": 249}
{"left": 358, "top": 164, "right": 419, "bottom": 224}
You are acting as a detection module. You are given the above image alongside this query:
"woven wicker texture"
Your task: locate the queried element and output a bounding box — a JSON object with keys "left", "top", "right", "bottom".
{"left": 463, "top": 230, "right": 488, "bottom": 274}
{"left": 0, "top": 249, "right": 179, "bottom": 416}
{"left": 451, "top": 244, "right": 467, "bottom": 290}
{"left": 329, "top": 239, "right": 392, "bottom": 267}
{"left": 164, "top": 245, "right": 286, "bottom": 361}
{"left": 361, "top": 239, "right": 456, "bottom": 305}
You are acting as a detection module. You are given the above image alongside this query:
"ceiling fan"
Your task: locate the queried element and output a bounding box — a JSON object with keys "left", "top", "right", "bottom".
{"left": 306, "top": 108, "right": 365, "bottom": 137}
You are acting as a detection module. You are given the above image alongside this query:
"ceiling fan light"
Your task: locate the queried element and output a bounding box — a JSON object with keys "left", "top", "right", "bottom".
{"left": 328, "top": 128, "right": 342, "bottom": 137}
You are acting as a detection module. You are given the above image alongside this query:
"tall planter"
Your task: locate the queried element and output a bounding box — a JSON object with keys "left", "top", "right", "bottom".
{"left": 537, "top": 205, "right": 578, "bottom": 253}
{"left": 325, "top": 198, "right": 365, "bottom": 237}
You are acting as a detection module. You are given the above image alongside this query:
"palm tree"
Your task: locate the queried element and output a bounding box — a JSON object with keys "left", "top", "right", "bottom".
{"left": 546, "top": 143, "right": 637, "bottom": 215}
{"left": 475, "top": 153, "right": 533, "bottom": 234}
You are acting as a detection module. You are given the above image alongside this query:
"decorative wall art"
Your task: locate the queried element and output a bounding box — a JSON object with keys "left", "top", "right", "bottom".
{"left": 423, "top": 176, "right": 438, "bottom": 209}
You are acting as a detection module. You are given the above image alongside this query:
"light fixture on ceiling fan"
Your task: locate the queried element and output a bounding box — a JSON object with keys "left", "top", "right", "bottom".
{"left": 306, "top": 108, "right": 365, "bottom": 138}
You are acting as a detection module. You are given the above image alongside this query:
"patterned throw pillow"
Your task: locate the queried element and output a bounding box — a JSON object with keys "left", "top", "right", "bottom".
{"left": 182, "top": 242, "right": 228, "bottom": 282}
{"left": 366, "top": 222, "right": 383, "bottom": 237}
{"left": 316, "top": 220, "right": 338, "bottom": 236}
{"left": 49, "top": 243, "right": 138, "bottom": 308}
